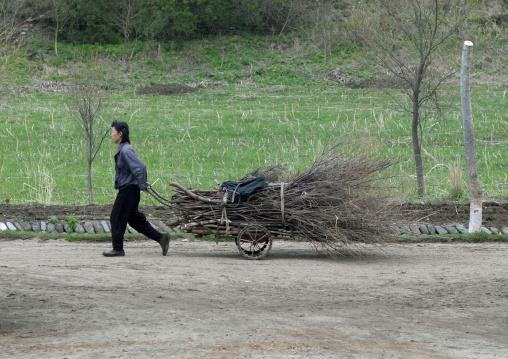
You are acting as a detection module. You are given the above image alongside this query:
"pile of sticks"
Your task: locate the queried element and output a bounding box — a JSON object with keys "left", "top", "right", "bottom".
{"left": 167, "top": 141, "right": 403, "bottom": 253}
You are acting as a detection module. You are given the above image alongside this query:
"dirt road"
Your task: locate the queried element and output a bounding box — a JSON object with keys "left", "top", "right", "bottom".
{"left": 1, "top": 239, "right": 507, "bottom": 358}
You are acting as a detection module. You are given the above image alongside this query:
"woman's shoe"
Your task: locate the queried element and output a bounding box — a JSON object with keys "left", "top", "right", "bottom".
{"left": 102, "top": 250, "right": 125, "bottom": 257}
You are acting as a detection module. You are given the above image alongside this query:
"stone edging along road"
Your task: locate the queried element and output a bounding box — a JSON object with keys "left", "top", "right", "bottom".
{"left": 1, "top": 219, "right": 508, "bottom": 237}
{"left": 0, "top": 219, "right": 173, "bottom": 236}
{"left": 399, "top": 223, "right": 508, "bottom": 235}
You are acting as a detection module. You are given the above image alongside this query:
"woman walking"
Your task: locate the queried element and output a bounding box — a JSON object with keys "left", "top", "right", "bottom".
{"left": 103, "top": 120, "right": 170, "bottom": 257}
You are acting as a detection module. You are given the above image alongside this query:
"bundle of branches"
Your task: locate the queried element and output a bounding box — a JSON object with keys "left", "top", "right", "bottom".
{"left": 168, "top": 140, "right": 403, "bottom": 254}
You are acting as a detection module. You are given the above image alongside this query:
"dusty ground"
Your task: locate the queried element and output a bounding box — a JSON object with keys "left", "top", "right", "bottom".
{"left": 1, "top": 200, "right": 508, "bottom": 229}
{"left": 1, "top": 239, "right": 507, "bottom": 359}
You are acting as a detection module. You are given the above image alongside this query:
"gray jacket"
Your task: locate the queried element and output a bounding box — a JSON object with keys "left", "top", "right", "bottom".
{"left": 114, "top": 143, "right": 148, "bottom": 190}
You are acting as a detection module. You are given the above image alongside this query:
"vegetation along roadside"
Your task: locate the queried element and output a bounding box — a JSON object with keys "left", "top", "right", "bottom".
{"left": 1, "top": 0, "right": 507, "bottom": 213}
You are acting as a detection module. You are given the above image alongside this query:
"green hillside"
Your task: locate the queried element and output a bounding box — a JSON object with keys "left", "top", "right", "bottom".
{"left": 1, "top": 0, "right": 507, "bottom": 205}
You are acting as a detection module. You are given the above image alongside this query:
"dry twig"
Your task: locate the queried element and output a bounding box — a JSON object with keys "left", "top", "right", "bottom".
{"left": 169, "top": 140, "right": 403, "bottom": 254}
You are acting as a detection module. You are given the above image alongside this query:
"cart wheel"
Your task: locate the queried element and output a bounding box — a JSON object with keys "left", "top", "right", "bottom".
{"left": 236, "top": 224, "right": 272, "bottom": 260}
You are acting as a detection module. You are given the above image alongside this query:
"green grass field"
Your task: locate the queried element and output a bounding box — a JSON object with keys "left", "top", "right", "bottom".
{"left": 1, "top": 80, "right": 507, "bottom": 206}
{"left": 1, "top": 30, "right": 507, "bottom": 206}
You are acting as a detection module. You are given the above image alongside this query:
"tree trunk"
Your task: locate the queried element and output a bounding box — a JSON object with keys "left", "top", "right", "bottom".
{"left": 86, "top": 136, "right": 94, "bottom": 205}
{"left": 412, "top": 94, "right": 425, "bottom": 199}
{"left": 54, "top": 22, "right": 59, "bottom": 57}
{"left": 460, "top": 41, "right": 482, "bottom": 233}
{"left": 87, "top": 161, "right": 93, "bottom": 205}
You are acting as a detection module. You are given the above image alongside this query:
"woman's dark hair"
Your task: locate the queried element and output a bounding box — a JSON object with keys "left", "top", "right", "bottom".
{"left": 111, "top": 121, "right": 130, "bottom": 144}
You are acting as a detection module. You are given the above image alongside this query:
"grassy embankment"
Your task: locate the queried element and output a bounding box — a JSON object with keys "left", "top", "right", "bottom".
{"left": 1, "top": 35, "right": 507, "bottom": 207}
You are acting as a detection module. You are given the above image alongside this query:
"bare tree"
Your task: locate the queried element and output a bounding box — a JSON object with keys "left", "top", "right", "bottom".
{"left": 305, "top": 0, "right": 343, "bottom": 64}
{"left": 110, "top": 0, "right": 163, "bottom": 61}
{"left": 47, "top": 0, "right": 71, "bottom": 57}
{"left": 460, "top": 40, "right": 482, "bottom": 232}
{"left": 349, "top": 0, "right": 472, "bottom": 199}
{"left": 0, "top": 0, "right": 25, "bottom": 36}
{"left": 110, "top": 0, "right": 137, "bottom": 46}
{"left": 0, "top": 0, "right": 28, "bottom": 90}
{"left": 258, "top": 0, "right": 308, "bottom": 36}
{"left": 69, "top": 83, "right": 110, "bottom": 205}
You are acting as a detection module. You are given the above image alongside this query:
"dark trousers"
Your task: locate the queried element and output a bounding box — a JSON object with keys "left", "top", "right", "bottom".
{"left": 110, "top": 184, "right": 162, "bottom": 251}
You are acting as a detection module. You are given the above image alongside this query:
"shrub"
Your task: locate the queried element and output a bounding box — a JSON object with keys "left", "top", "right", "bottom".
{"left": 64, "top": 216, "right": 78, "bottom": 231}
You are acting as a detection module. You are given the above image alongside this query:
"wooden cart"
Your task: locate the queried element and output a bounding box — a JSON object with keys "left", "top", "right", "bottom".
{"left": 147, "top": 182, "right": 293, "bottom": 259}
